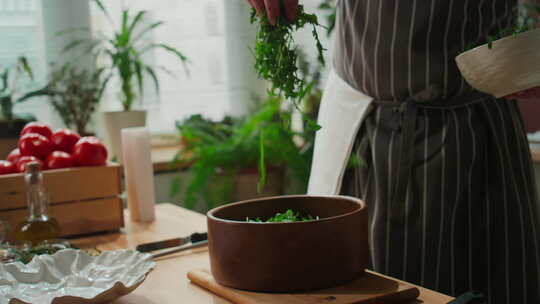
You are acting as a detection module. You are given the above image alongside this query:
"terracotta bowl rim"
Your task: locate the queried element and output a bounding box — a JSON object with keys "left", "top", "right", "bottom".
{"left": 207, "top": 194, "right": 366, "bottom": 225}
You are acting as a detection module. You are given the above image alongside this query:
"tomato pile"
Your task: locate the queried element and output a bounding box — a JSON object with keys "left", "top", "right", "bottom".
{"left": 0, "top": 122, "right": 108, "bottom": 175}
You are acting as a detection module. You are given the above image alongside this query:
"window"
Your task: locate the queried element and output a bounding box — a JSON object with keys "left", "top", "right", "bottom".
{"left": 90, "top": 0, "right": 265, "bottom": 134}
{"left": 0, "top": 0, "right": 49, "bottom": 123}
{"left": 0, "top": 0, "right": 93, "bottom": 129}
{"left": 0, "top": 0, "right": 42, "bottom": 71}
{"left": 1, "top": 0, "right": 332, "bottom": 135}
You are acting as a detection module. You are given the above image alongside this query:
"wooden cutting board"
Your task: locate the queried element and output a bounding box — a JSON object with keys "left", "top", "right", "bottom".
{"left": 187, "top": 269, "right": 420, "bottom": 304}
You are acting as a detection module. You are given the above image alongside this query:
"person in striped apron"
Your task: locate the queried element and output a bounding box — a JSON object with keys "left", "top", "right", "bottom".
{"left": 248, "top": 0, "right": 540, "bottom": 303}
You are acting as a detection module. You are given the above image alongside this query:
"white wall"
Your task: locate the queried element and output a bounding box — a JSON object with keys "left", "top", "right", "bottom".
{"left": 1, "top": 0, "right": 93, "bottom": 130}
{"left": 223, "top": 0, "right": 266, "bottom": 116}
{"left": 41, "top": 0, "right": 92, "bottom": 68}
{"left": 91, "top": 0, "right": 265, "bottom": 134}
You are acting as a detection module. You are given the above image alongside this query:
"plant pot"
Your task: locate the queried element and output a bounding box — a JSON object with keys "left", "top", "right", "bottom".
{"left": 0, "top": 116, "right": 35, "bottom": 158}
{"left": 183, "top": 167, "right": 284, "bottom": 213}
{"left": 101, "top": 110, "right": 147, "bottom": 163}
{"left": 0, "top": 137, "right": 17, "bottom": 159}
{"left": 455, "top": 28, "right": 540, "bottom": 98}
{"left": 233, "top": 167, "right": 284, "bottom": 202}
{"left": 207, "top": 195, "right": 369, "bottom": 292}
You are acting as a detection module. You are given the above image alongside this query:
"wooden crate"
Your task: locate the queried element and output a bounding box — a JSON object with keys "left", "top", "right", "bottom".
{"left": 0, "top": 164, "right": 124, "bottom": 241}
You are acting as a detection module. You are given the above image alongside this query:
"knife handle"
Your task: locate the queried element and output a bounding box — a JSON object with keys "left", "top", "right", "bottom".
{"left": 191, "top": 232, "right": 208, "bottom": 243}
{"left": 151, "top": 240, "right": 209, "bottom": 259}
{"left": 448, "top": 291, "right": 485, "bottom": 304}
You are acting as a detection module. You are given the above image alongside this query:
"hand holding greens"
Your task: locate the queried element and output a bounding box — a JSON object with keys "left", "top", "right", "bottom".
{"left": 250, "top": 5, "right": 325, "bottom": 107}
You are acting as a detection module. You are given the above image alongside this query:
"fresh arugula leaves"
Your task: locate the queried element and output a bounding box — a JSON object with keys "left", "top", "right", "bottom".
{"left": 465, "top": 23, "right": 534, "bottom": 51}
{"left": 464, "top": 4, "right": 539, "bottom": 51}
{"left": 247, "top": 209, "right": 319, "bottom": 223}
{"left": 250, "top": 5, "right": 325, "bottom": 131}
{"left": 7, "top": 247, "right": 63, "bottom": 264}
{"left": 2, "top": 242, "right": 76, "bottom": 264}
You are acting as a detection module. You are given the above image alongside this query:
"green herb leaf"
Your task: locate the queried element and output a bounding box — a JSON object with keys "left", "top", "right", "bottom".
{"left": 257, "top": 128, "right": 266, "bottom": 192}
{"left": 17, "top": 56, "right": 33, "bottom": 80}
{"left": 93, "top": 0, "right": 113, "bottom": 24}
{"left": 144, "top": 65, "right": 160, "bottom": 95}
{"left": 463, "top": 3, "right": 538, "bottom": 52}
{"left": 128, "top": 10, "right": 147, "bottom": 35}
{"left": 133, "top": 21, "right": 165, "bottom": 42}
{"left": 246, "top": 209, "right": 319, "bottom": 223}
{"left": 250, "top": 4, "right": 325, "bottom": 106}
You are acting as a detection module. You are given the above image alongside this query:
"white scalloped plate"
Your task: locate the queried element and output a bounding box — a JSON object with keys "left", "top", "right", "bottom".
{"left": 0, "top": 249, "right": 155, "bottom": 304}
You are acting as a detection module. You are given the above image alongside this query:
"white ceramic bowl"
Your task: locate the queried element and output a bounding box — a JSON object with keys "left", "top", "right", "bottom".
{"left": 0, "top": 249, "right": 155, "bottom": 304}
{"left": 455, "top": 28, "right": 540, "bottom": 98}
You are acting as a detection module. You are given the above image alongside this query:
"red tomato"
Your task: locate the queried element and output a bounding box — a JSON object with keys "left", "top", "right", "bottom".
{"left": 16, "top": 156, "right": 44, "bottom": 172}
{"left": 46, "top": 151, "right": 74, "bottom": 170}
{"left": 51, "top": 129, "right": 81, "bottom": 153}
{"left": 73, "top": 137, "right": 108, "bottom": 166}
{"left": 0, "top": 160, "right": 16, "bottom": 175}
{"left": 18, "top": 133, "right": 52, "bottom": 160}
{"left": 20, "top": 122, "right": 53, "bottom": 139}
{"left": 6, "top": 148, "right": 21, "bottom": 164}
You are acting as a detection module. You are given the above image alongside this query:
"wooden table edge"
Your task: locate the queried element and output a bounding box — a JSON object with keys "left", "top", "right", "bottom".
{"left": 72, "top": 203, "right": 454, "bottom": 304}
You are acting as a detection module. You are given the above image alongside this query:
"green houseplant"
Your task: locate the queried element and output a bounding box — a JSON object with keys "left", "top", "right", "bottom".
{"left": 65, "top": 0, "right": 189, "bottom": 161}
{"left": 0, "top": 57, "right": 45, "bottom": 157}
{"left": 0, "top": 57, "right": 39, "bottom": 126}
{"left": 44, "top": 63, "right": 109, "bottom": 135}
{"left": 67, "top": 0, "right": 189, "bottom": 111}
{"left": 318, "top": 0, "right": 336, "bottom": 36}
{"left": 172, "top": 96, "right": 312, "bottom": 211}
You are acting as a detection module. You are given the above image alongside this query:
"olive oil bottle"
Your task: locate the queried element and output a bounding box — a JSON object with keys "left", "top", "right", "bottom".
{"left": 15, "top": 162, "right": 60, "bottom": 245}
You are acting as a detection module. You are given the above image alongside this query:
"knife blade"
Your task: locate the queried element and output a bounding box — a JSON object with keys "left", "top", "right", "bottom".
{"left": 136, "top": 232, "right": 208, "bottom": 253}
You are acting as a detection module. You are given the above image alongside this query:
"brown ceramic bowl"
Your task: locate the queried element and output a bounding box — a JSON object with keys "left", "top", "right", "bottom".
{"left": 207, "top": 195, "right": 369, "bottom": 292}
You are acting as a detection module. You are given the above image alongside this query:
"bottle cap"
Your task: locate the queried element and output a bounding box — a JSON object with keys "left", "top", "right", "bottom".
{"left": 25, "top": 161, "right": 42, "bottom": 184}
{"left": 25, "top": 161, "right": 40, "bottom": 173}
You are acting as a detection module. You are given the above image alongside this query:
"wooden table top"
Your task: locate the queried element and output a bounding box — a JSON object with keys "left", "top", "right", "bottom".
{"left": 72, "top": 204, "right": 454, "bottom": 304}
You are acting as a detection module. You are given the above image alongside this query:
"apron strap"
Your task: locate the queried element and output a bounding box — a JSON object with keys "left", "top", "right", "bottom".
{"left": 373, "top": 87, "right": 489, "bottom": 218}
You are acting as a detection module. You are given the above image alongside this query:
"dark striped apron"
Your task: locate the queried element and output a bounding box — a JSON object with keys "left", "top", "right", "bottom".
{"left": 334, "top": 0, "right": 540, "bottom": 303}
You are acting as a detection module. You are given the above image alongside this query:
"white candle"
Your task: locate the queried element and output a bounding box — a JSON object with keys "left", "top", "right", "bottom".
{"left": 121, "top": 127, "right": 156, "bottom": 223}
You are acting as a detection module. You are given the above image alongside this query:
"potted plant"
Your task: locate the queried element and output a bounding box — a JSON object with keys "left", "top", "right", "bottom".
{"left": 456, "top": 4, "right": 540, "bottom": 97}
{"left": 318, "top": 0, "right": 337, "bottom": 36}
{"left": 44, "top": 63, "right": 109, "bottom": 136}
{"left": 0, "top": 57, "right": 44, "bottom": 157}
{"left": 172, "top": 96, "right": 312, "bottom": 211}
{"left": 64, "top": 0, "right": 188, "bottom": 161}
